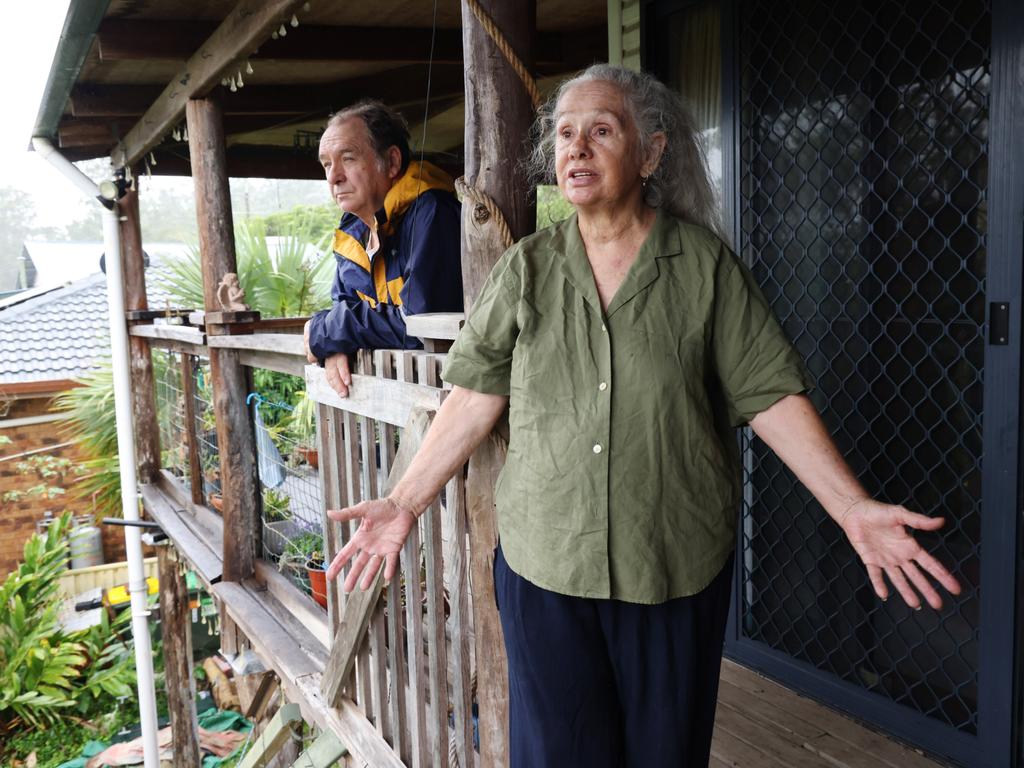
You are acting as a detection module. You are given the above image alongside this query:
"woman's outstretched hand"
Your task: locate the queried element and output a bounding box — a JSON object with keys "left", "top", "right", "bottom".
{"left": 326, "top": 497, "right": 418, "bottom": 592}
{"left": 841, "top": 500, "right": 962, "bottom": 610}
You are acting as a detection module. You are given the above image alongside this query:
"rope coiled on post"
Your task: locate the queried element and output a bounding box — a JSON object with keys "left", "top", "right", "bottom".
{"left": 455, "top": 175, "right": 515, "bottom": 250}
{"left": 463, "top": 0, "right": 543, "bottom": 111}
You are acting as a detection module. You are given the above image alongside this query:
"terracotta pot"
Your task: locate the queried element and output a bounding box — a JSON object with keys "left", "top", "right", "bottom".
{"left": 307, "top": 562, "right": 328, "bottom": 609}
{"left": 297, "top": 446, "right": 319, "bottom": 469}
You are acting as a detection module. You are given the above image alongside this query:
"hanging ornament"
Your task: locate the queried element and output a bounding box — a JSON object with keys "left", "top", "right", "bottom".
{"left": 245, "top": 60, "right": 254, "bottom": 75}
{"left": 303, "top": 1, "right": 310, "bottom": 10}
{"left": 236, "top": 69, "right": 244, "bottom": 88}
{"left": 290, "top": 13, "right": 299, "bottom": 27}
{"left": 221, "top": 77, "right": 229, "bottom": 86}
{"left": 229, "top": 76, "right": 237, "bottom": 93}
{"left": 279, "top": 23, "right": 287, "bottom": 37}
{"left": 271, "top": 30, "right": 279, "bottom": 40}
{"left": 149, "top": 151, "right": 157, "bottom": 166}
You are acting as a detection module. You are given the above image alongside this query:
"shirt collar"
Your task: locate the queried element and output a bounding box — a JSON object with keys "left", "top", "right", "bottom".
{"left": 560, "top": 207, "right": 683, "bottom": 317}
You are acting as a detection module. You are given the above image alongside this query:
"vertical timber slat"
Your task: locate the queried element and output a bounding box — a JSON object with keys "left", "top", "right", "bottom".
{"left": 446, "top": 471, "right": 474, "bottom": 768}
{"left": 119, "top": 185, "right": 161, "bottom": 482}
{"left": 180, "top": 354, "right": 204, "bottom": 506}
{"left": 186, "top": 95, "right": 260, "bottom": 581}
{"left": 158, "top": 546, "right": 201, "bottom": 766}
{"left": 379, "top": 352, "right": 410, "bottom": 762}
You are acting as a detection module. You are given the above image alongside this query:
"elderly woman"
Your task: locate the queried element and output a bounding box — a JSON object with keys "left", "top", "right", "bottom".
{"left": 325, "top": 64, "right": 960, "bottom": 768}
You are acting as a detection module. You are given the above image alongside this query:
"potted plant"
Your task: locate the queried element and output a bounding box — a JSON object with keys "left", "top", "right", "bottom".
{"left": 279, "top": 530, "right": 327, "bottom": 609}
{"left": 261, "top": 488, "right": 302, "bottom": 558}
{"left": 287, "top": 392, "right": 318, "bottom": 469}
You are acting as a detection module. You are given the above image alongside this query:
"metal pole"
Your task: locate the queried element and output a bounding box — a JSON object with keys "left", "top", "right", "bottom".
{"left": 31, "top": 137, "right": 161, "bottom": 768}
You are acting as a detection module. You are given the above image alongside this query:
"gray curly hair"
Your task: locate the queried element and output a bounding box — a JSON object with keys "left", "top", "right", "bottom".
{"left": 527, "top": 64, "right": 723, "bottom": 238}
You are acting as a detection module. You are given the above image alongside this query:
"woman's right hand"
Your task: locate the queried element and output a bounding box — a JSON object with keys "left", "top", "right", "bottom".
{"left": 326, "top": 497, "right": 419, "bottom": 592}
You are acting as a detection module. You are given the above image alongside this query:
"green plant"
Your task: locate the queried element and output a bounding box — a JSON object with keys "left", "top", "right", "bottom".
{"left": 262, "top": 487, "right": 292, "bottom": 523}
{"left": 1, "top": 455, "right": 87, "bottom": 504}
{"left": 279, "top": 530, "right": 324, "bottom": 571}
{"left": 286, "top": 391, "right": 317, "bottom": 448}
{"left": 0, "top": 515, "right": 81, "bottom": 730}
{"left": 0, "top": 513, "right": 138, "bottom": 751}
{"left": 154, "top": 221, "right": 334, "bottom": 317}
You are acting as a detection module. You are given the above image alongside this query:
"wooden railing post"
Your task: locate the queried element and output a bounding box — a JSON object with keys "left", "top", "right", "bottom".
{"left": 186, "top": 95, "right": 260, "bottom": 581}
{"left": 460, "top": 2, "right": 536, "bottom": 764}
{"left": 157, "top": 545, "right": 201, "bottom": 766}
{"left": 119, "top": 184, "right": 161, "bottom": 483}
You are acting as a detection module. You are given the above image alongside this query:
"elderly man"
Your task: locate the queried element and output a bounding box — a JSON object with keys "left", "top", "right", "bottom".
{"left": 303, "top": 100, "right": 462, "bottom": 396}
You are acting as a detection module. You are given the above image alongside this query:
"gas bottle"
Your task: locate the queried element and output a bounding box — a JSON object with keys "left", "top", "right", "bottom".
{"left": 69, "top": 515, "right": 104, "bottom": 569}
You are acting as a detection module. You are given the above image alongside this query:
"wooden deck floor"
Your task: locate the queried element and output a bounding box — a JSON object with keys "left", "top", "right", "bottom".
{"left": 713, "top": 660, "right": 952, "bottom": 768}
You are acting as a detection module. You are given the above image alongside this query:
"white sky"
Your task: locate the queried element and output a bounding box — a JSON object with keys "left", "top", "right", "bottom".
{"left": 0, "top": 0, "right": 208, "bottom": 230}
{"left": 0, "top": 0, "right": 95, "bottom": 227}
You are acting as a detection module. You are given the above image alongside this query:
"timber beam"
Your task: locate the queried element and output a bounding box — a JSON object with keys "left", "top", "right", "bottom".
{"left": 112, "top": 0, "right": 308, "bottom": 168}
{"left": 74, "top": 64, "right": 466, "bottom": 120}
{"left": 95, "top": 18, "right": 605, "bottom": 70}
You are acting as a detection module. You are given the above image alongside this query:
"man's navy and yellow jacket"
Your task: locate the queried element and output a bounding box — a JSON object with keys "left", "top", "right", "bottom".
{"left": 307, "top": 161, "right": 463, "bottom": 360}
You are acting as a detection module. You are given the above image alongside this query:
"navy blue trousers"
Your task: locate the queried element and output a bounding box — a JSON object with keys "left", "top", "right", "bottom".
{"left": 495, "top": 546, "right": 734, "bottom": 768}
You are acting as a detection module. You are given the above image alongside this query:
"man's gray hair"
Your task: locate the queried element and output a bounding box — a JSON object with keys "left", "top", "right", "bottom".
{"left": 526, "top": 64, "right": 723, "bottom": 238}
{"left": 327, "top": 100, "right": 412, "bottom": 175}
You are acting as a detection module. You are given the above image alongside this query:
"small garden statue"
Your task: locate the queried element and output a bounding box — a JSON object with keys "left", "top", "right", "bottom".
{"left": 216, "top": 272, "right": 249, "bottom": 311}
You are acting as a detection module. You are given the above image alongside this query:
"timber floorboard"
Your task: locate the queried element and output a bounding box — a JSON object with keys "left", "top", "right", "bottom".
{"left": 712, "top": 659, "right": 953, "bottom": 768}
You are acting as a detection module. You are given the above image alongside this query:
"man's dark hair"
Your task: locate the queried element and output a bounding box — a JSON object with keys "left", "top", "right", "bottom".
{"left": 327, "top": 100, "right": 411, "bottom": 175}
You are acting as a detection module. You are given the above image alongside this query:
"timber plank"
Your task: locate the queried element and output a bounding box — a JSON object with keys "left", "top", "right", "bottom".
{"left": 714, "top": 700, "right": 824, "bottom": 768}
{"left": 141, "top": 484, "right": 222, "bottom": 583}
{"left": 130, "top": 323, "right": 207, "bottom": 346}
{"left": 405, "top": 312, "right": 465, "bottom": 342}
{"left": 421, "top": 499, "right": 450, "bottom": 768}
{"left": 290, "top": 676, "right": 405, "bottom": 768}
{"left": 213, "top": 582, "right": 320, "bottom": 681}
{"left": 305, "top": 365, "right": 444, "bottom": 427}
{"left": 719, "top": 662, "right": 946, "bottom": 768}
{"left": 113, "top": 0, "right": 308, "bottom": 166}
{"left": 320, "top": 569, "right": 385, "bottom": 709}
{"left": 445, "top": 472, "right": 474, "bottom": 768}
{"left": 802, "top": 732, "right": 945, "bottom": 768}
{"left": 292, "top": 731, "right": 348, "bottom": 768}
{"left": 237, "top": 702, "right": 302, "bottom": 768}
{"left": 716, "top": 678, "right": 827, "bottom": 742}
{"left": 710, "top": 726, "right": 788, "bottom": 768}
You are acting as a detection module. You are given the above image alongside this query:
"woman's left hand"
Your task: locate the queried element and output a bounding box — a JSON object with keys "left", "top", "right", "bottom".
{"left": 841, "top": 500, "right": 962, "bottom": 610}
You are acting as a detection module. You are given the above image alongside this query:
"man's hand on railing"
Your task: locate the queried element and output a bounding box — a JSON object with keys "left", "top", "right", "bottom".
{"left": 303, "top": 319, "right": 317, "bottom": 364}
{"left": 324, "top": 353, "right": 353, "bottom": 398}
{"left": 326, "top": 497, "right": 419, "bottom": 592}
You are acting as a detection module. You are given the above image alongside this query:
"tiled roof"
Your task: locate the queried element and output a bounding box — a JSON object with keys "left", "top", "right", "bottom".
{"left": 0, "top": 263, "right": 177, "bottom": 386}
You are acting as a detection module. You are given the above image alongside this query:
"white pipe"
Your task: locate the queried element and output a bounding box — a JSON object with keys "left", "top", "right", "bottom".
{"left": 31, "top": 137, "right": 112, "bottom": 203}
{"left": 32, "top": 137, "right": 160, "bottom": 768}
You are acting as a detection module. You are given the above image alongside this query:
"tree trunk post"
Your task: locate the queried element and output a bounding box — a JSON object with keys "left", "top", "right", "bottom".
{"left": 186, "top": 96, "right": 260, "bottom": 581}
{"left": 157, "top": 545, "right": 201, "bottom": 767}
{"left": 460, "top": 2, "right": 536, "bottom": 765}
{"left": 119, "top": 185, "right": 161, "bottom": 483}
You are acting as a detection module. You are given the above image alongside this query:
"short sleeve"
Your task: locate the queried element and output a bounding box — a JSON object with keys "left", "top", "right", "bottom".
{"left": 712, "top": 246, "right": 812, "bottom": 425}
{"left": 440, "top": 247, "right": 521, "bottom": 395}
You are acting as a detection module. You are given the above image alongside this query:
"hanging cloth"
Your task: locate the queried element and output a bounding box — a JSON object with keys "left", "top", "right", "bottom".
{"left": 253, "top": 404, "right": 285, "bottom": 489}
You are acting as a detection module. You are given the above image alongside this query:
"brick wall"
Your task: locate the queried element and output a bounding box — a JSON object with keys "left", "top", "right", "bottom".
{"left": 0, "top": 394, "right": 129, "bottom": 580}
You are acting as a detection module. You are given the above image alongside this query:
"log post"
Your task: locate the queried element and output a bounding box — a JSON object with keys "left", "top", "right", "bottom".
{"left": 119, "top": 185, "right": 161, "bottom": 483}
{"left": 460, "top": 2, "right": 536, "bottom": 765}
{"left": 157, "top": 545, "right": 201, "bottom": 767}
{"left": 460, "top": 0, "right": 536, "bottom": 307}
{"left": 186, "top": 96, "right": 260, "bottom": 581}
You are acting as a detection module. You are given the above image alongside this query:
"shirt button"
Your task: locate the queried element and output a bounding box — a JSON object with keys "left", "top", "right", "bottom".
{"left": 592, "top": 443, "right": 603, "bottom": 454}
{"left": 598, "top": 381, "right": 608, "bottom": 391}
{"left": 601, "top": 324, "right": 607, "bottom": 332}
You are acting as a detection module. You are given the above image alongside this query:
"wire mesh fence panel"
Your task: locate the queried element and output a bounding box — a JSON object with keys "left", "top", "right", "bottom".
{"left": 192, "top": 358, "right": 220, "bottom": 512}
{"left": 737, "top": 0, "right": 988, "bottom": 735}
{"left": 153, "top": 349, "right": 189, "bottom": 483}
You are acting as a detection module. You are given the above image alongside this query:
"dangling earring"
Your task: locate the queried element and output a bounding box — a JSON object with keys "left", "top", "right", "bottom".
{"left": 640, "top": 174, "right": 649, "bottom": 189}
